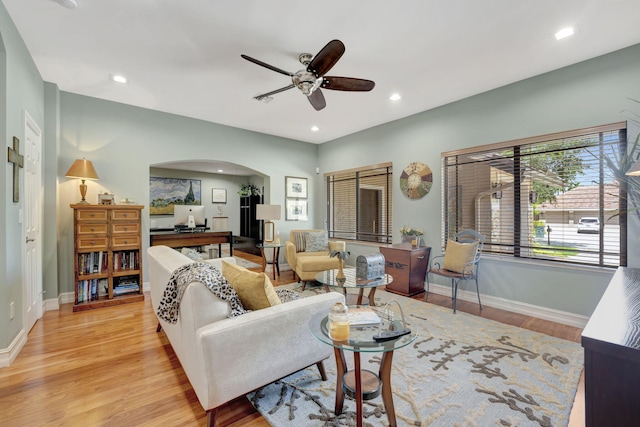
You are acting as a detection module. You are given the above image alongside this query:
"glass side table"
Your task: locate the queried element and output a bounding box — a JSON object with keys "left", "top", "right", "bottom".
{"left": 316, "top": 268, "right": 393, "bottom": 306}
{"left": 309, "top": 309, "right": 417, "bottom": 427}
{"left": 256, "top": 243, "right": 285, "bottom": 280}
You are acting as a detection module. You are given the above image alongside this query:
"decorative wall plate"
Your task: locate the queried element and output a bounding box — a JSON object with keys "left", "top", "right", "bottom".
{"left": 399, "top": 161, "right": 432, "bottom": 199}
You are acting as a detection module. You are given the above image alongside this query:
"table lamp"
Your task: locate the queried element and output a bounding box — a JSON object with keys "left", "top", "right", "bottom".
{"left": 256, "top": 204, "right": 281, "bottom": 243}
{"left": 65, "top": 158, "right": 99, "bottom": 204}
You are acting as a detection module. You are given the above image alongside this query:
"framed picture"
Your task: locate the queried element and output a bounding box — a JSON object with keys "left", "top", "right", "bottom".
{"left": 149, "top": 177, "right": 201, "bottom": 215}
{"left": 98, "top": 193, "right": 115, "bottom": 205}
{"left": 285, "top": 176, "right": 308, "bottom": 199}
{"left": 211, "top": 188, "right": 227, "bottom": 203}
{"left": 286, "top": 199, "right": 308, "bottom": 221}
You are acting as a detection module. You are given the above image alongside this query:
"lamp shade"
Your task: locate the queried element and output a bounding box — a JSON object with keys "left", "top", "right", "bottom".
{"left": 65, "top": 158, "right": 99, "bottom": 180}
{"left": 256, "top": 204, "right": 281, "bottom": 220}
{"left": 627, "top": 159, "right": 640, "bottom": 176}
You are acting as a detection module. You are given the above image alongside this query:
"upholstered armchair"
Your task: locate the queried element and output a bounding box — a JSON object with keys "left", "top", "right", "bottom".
{"left": 285, "top": 229, "right": 346, "bottom": 287}
{"left": 426, "top": 229, "right": 484, "bottom": 313}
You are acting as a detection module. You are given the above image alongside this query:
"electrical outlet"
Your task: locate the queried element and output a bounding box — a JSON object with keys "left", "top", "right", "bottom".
{"left": 10, "top": 302, "right": 15, "bottom": 320}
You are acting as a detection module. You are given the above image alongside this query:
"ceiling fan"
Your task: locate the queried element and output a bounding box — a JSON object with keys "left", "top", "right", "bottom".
{"left": 241, "top": 39, "right": 375, "bottom": 111}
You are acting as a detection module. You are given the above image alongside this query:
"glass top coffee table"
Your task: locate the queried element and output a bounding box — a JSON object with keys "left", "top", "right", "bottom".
{"left": 309, "top": 308, "right": 418, "bottom": 427}
{"left": 315, "top": 268, "right": 393, "bottom": 306}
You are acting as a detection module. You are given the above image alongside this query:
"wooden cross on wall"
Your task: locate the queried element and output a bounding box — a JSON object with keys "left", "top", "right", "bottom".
{"left": 7, "top": 136, "right": 24, "bottom": 203}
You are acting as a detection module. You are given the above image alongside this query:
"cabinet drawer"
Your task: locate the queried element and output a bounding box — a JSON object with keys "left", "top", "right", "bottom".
{"left": 77, "top": 223, "right": 108, "bottom": 235}
{"left": 77, "top": 237, "right": 109, "bottom": 251}
{"left": 112, "top": 235, "right": 141, "bottom": 249}
{"left": 112, "top": 222, "right": 140, "bottom": 235}
{"left": 76, "top": 209, "right": 108, "bottom": 221}
{"left": 111, "top": 210, "right": 140, "bottom": 221}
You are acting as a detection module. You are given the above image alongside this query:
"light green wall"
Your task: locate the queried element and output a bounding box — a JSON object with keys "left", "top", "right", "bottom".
{"left": 0, "top": 3, "right": 46, "bottom": 351}
{"left": 58, "top": 93, "right": 318, "bottom": 294}
{"left": 319, "top": 43, "right": 640, "bottom": 316}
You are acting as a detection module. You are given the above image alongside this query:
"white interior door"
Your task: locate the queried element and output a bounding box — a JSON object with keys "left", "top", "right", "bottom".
{"left": 24, "top": 111, "right": 43, "bottom": 331}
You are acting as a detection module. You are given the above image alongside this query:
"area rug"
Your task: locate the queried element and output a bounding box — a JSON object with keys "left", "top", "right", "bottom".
{"left": 248, "top": 284, "right": 583, "bottom": 427}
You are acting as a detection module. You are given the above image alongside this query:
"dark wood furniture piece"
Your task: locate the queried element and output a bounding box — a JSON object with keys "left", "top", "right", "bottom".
{"left": 379, "top": 244, "right": 430, "bottom": 296}
{"left": 149, "top": 230, "right": 233, "bottom": 256}
{"left": 71, "top": 204, "right": 144, "bottom": 311}
{"left": 239, "top": 194, "right": 262, "bottom": 255}
{"left": 257, "top": 243, "right": 284, "bottom": 280}
{"left": 581, "top": 266, "right": 640, "bottom": 427}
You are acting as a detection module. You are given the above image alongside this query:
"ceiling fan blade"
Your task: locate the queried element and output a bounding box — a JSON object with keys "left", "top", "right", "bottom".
{"left": 253, "top": 84, "right": 295, "bottom": 100}
{"left": 307, "top": 40, "right": 345, "bottom": 77}
{"left": 241, "top": 54, "right": 293, "bottom": 77}
{"left": 308, "top": 89, "right": 326, "bottom": 111}
{"left": 321, "top": 76, "right": 375, "bottom": 92}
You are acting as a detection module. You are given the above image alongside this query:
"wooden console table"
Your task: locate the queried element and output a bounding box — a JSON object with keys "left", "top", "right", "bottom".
{"left": 581, "top": 266, "right": 640, "bottom": 427}
{"left": 149, "top": 230, "right": 233, "bottom": 257}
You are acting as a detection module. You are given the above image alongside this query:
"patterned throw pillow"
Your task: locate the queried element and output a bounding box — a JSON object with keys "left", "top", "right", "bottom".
{"left": 305, "top": 231, "right": 329, "bottom": 252}
{"left": 275, "top": 288, "right": 302, "bottom": 303}
{"left": 292, "top": 231, "right": 307, "bottom": 253}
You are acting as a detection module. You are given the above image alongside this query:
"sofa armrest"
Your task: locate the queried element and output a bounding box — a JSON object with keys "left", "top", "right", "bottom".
{"left": 193, "top": 292, "right": 344, "bottom": 410}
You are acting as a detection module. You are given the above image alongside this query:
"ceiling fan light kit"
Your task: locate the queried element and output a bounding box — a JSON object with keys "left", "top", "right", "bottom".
{"left": 242, "top": 39, "right": 375, "bottom": 111}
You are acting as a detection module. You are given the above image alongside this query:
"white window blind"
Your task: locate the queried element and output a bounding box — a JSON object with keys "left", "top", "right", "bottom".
{"left": 326, "top": 163, "right": 393, "bottom": 243}
{"left": 442, "top": 122, "right": 627, "bottom": 267}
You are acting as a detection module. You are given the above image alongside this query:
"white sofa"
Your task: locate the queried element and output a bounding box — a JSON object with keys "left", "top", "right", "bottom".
{"left": 147, "top": 245, "right": 344, "bottom": 426}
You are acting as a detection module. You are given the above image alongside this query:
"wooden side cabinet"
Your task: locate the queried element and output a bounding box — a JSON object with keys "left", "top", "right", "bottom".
{"left": 379, "top": 244, "right": 430, "bottom": 297}
{"left": 581, "top": 267, "right": 640, "bottom": 426}
{"left": 71, "top": 204, "right": 144, "bottom": 312}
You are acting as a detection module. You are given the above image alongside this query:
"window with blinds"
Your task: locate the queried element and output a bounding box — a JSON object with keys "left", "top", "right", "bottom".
{"left": 442, "top": 122, "right": 627, "bottom": 268}
{"left": 326, "top": 163, "right": 393, "bottom": 243}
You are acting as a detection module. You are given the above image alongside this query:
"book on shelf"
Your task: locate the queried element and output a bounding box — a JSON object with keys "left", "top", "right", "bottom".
{"left": 348, "top": 307, "right": 381, "bottom": 325}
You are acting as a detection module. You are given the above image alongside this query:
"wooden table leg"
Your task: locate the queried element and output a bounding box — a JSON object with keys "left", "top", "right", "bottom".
{"left": 354, "top": 351, "right": 363, "bottom": 427}
{"left": 259, "top": 247, "right": 267, "bottom": 273}
{"left": 380, "top": 351, "right": 396, "bottom": 427}
{"left": 274, "top": 247, "right": 281, "bottom": 277}
{"left": 334, "top": 347, "right": 346, "bottom": 415}
{"left": 367, "top": 287, "right": 378, "bottom": 306}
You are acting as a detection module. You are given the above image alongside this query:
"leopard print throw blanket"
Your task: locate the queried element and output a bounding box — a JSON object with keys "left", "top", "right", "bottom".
{"left": 156, "top": 262, "right": 246, "bottom": 323}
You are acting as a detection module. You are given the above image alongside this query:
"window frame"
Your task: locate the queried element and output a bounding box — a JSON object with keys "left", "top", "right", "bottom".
{"left": 441, "top": 122, "right": 628, "bottom": 268}
{"left": 325, "top": 162, "right": 393, "bottom": 244}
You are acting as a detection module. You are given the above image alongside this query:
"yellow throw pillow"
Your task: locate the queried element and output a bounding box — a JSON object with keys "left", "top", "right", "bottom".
{"left": 222, "top": 261, "right": 281, "bottom": 310}
{"left": 443, "top": 239, "right": 478, "bottom": 274}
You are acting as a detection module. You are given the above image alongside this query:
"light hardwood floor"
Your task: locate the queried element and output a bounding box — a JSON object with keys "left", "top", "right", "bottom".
{"left": 0, "top": 251, "right": 585, "bottom": 426}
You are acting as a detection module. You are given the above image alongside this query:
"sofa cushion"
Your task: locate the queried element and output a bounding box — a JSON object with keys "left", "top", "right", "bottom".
{"left": 222, "top": 261, "right": 282, "bottom": 310}
{"left": 305, "top": 231, "right": 329, "bottom": 252}
{"left": 443, "top": 239, "right": 478, "bottom": 274}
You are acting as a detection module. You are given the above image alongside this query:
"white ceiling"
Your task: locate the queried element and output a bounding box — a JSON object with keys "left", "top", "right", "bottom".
{"left": 4, "top": 0, "right": 640, "bottom": 148}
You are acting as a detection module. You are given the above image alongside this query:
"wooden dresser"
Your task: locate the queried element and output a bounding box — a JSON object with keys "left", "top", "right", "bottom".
{"left": 581, "top": 266, "right": 640, "bottom": 426}
{"left": 71, "top": 204, "right": 144, "bottom": 311}
{"left": 379, "top": 244, "right": 431, "bottom": 296}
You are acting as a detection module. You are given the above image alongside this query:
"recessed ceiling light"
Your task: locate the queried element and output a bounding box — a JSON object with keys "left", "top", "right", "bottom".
{"left": 217, "top": 169, "right": 223, "bottom": 173}
{"left": 555, "top": 27, "right": 574, "bottom": 40}
{"left": 311, "top": 126, "right": 319, "bottom": 132}
{"left": 110, "top": 74, "right": 127, "bottom": 84}
{"left": 390, "top": 93, "right": 402, "bottom": 101}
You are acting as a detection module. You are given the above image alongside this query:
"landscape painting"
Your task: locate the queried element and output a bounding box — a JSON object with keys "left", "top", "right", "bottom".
{"left": 149, "top": 177, "right": 201, "bottom": 215}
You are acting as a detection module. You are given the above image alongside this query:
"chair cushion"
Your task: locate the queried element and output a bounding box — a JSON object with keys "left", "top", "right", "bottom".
{"left": 222, "top": 261, "right": 282, "bottom": 310}
{"left": 305, "top": 231, "right": 329, "bottom": 252}
{"left": 443, "top": 239, "right": 478, "bottom": 273}
{"left": 297, "top": 254, "right": 340, "bottom": 272}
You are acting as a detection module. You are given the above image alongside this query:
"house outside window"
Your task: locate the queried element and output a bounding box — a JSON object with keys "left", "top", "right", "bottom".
{"left": 442, "top": 122, "right": 627, "bottom": 268}
{"left": 326, "top": 163, "right": 393, "bottom": 244}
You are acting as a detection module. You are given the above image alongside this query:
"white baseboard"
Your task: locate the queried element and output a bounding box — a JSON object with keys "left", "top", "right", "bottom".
{"left": 425, "top": 283, "right": 589, "bottom": 329}
{"left": 58, "top": 292, "right": 75, "bottom": 305}
{"left": 44, "top": 297, "right": 60, "bottom": 311}
{"left": 0, "top": 328, "right": 27, "bottom": 367}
